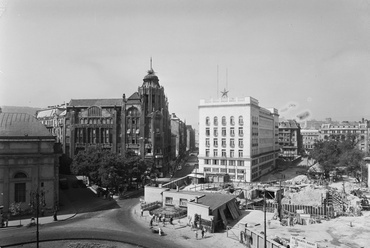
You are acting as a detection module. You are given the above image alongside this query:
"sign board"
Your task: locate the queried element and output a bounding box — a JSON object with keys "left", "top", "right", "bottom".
{"left": 290, "top": 236, "right": 317, "bottom": 248}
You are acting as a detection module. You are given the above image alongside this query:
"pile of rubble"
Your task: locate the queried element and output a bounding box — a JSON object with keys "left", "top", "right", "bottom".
{"left": 281, "top": 185, "right": 326, "bottom": 206}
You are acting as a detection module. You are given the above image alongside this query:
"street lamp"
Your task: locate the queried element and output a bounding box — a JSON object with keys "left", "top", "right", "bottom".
{"left": 29, "top": 189, "right": 46, "bottom": 248}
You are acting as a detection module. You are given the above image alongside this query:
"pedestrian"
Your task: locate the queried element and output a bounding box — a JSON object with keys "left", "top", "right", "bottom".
{"left": 53, "top": 210, "right": 58, "bottom": 221}
{"left": 158, "top": 214, "right": 162, "bottom": 222}
{"left": 170, "top": 216, "right": 173, "bottom": 225}
{"left": 195, "top": 230, "right": 198, "bottom": 240}
{"left": 141, "top": 209, "right": 143, "bottom": 217}
{"left": 201, "top": 227, "right": 205, "bottom": 238}
{"left": 158, "top": 227, "right": 162, "bottom": 236}
{"left": 162, "top": 217, "right": 166, "bottom": 226}
{"left": 150, "top": 218, "right": 153, "bottom": 228}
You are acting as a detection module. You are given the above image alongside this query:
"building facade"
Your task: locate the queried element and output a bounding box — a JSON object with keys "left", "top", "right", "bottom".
{"left": 278, "top": 119, "right": 302, "bottom": 160}
{"left": 198, "top": 97, "right": 279, "bottom": 182}
{"left": 320, "top": 120, "right": 370, "bottom": 153}
{"left": 36, "top": 104, "right": 67, "bottom": 145}
{"left": 0, "top": 113, "right": 60, "bottom": 214}
{"left": 64, "top": 67, "right": 172, "bottom": 177}
{"left": 301, "top": 129, "right": 320, "bottom": 152}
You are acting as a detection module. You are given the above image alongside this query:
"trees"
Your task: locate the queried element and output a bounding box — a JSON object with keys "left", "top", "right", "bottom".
{"left": 71, "top": 146, "right": 154, "bottom": 191}
{"left": 310, "top": 134, "right": 365, "bottom": 180}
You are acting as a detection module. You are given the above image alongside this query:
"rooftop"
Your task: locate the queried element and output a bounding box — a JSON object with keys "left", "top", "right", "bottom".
{"left": 0, "top": 113, "right": 52, "bottom": 137}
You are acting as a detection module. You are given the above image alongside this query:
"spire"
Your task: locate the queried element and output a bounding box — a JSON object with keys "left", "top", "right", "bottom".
{"left": 150, "top": 57, "right": 153, "bottom": 70}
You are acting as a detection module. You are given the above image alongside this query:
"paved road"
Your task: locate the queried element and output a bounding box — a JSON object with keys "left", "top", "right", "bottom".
{"left": 173, "top": 155, "right": 198, "bottom": 178}
{"left": 0, "top": 196, "right": 188, "bottom": 248}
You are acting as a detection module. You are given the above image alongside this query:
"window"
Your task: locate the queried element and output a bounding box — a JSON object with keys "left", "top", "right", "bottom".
{"left": 230, "top": 116, "right": 235, "bottom": 125}
{"left": 238, "top": 127, "right": 243, "bottom": 136}
{"left": 212, "top": 168, "right": 220, "bottom": 172}
{"left": 206, "top": 128, "right": 210, "bottom": 136}
{"left": 230, "top": 150, "right": 234, "bottom": 158}
{"left": 221, "top": 149, "right": 226, "bottom": 157}
{"left": 206, "top": 117, "right": 210, "bottom": 126}
{"left": 220, "top": 168, "right": 227, "bottom": 173}
{"left": 214, "top": 128, "right": 218, "bottom": 136}
{"left": 213, "top": 138, "right": 218, "bottom": 147}
{"left": 237, "top": 160, "right": 244, "bottom": 166}
{"left": 204, "top": 159, "right": 210, "bottom": 165}
{"left": 214, "top": 117, "right": 218, "bottom": 126}
{"left": 239, "top": 116, "right": 243, "bottom": 125}
{"left": 206, "top": 149, "right": 210, "bottom": 157}
{"left": 229, "top": 168, "right": 235, "bottom": 173}
{"left": 222, "top": 127, "right": 226, "bottom": 136}
{"left": 180, "top": 198, "right": 187, "bottom": 207}
{"left": 237, "top": 169, "right": 245, "bottom": 174}
{"left": 206, "top": 138, "right": 210, "bottom": 147}
{"left": 238, "top": 150, "right": 243, "bottom": 157}
{"left": 220, "top": 159, "right": 227, "bottom": 165}
{"left": 15, "top": 183, "right": 26, "bottom": 203}
{"left": 238, "top": 139, "right": 243, "bottom": 148}
{"left": 230, "top": 127, "right": 235, "bottom": 136}
{"left": 222, "top": 138, "right": 226, "bottom": 147}
{"left": 213, "top": 149, "right": 218, "bottom": 157}
{"left": 222, "top": 116, "right": 226, "bottom": 126}
{"left": 213, "top": 159, "right": 219, "bottom": 165}
{"left": 165, "top": 197, "right": 173, "bottom": 205}
{"left": 230, "top": 138, "right": 235, "bottom": 147}
{"left": 229, "top": 160, "right": 235, "bottom": 166}
{"left": 204, "top": 167, "right": 211, "bottom": 172}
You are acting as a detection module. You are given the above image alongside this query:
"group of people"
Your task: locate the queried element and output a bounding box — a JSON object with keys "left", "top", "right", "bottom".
{"left": 0, "top": 212, "right": 10, "bottom": 227}
{"left": 148, "top": 212, "right": 174, "bottom": 228}
{"left": 194, "top": 227, "right": 207, "bottom": 239}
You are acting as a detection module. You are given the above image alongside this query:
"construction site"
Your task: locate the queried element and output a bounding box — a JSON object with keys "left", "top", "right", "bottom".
{"left": 175, "top": 157, "right": 370, "bottom": 247}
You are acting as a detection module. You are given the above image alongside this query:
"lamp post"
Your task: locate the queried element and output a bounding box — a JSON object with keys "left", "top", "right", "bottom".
{"left": 263, "top": 186, "right": 267, "bottom": 248}
{"left": 30, "top": 189, "right": 45, "bottom": 248}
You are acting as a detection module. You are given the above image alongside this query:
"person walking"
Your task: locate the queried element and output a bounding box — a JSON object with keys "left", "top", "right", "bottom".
{"left": 53, "top": 210, "right": 58, "bottom": 221}
{"left": 201, "top": 227, "right": 205, "bottom": 238}
{"left": 162, "top": 217, "right": 166, "bottom": 227}
{"left": 158, "top": 227, "right": 162, "bottom": 236}
{"left": 150, "top": 218, "right": 153, "bottom": 228}
{"left": 195, "top": 230, "right": 198, "bottom": 240}
{"left": 170, "top": 216, "right": 173, "bottom": 225}
{"left": 141, "top": 209, "right": 143, "bottom": 217}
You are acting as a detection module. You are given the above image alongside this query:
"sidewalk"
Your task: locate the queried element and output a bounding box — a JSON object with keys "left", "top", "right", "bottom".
{"left": 4, "top": 212, "right": 76, "bottom": 229}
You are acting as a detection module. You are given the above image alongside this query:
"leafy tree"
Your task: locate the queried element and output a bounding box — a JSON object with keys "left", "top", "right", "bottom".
{"left": 310, "top": 134, "right": 365, "bottom": 180}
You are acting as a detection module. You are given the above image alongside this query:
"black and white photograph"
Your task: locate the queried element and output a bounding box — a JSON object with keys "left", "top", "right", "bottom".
{"left": 1, "top": 0, "right": 370, "bottom": 247}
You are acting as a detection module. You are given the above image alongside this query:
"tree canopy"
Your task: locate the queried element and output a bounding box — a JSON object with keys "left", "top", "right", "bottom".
{"left": 310, "top": 134, "right": 366, "bottom": 181}
{"left": 71, "top": 146, "right": 153, "bottom": 191}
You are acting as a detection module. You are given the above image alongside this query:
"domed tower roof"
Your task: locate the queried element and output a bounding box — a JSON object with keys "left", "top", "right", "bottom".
{"left": 143, "top": 69, "right": 160, "bottom": 87}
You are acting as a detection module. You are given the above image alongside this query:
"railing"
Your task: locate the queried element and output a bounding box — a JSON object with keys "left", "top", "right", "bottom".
{"left": 141, "top": 201, "right": 162, "bottom": 211}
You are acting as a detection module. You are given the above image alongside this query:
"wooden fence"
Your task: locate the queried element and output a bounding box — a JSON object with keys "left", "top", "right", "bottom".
{"left": 247, "top": 202, "right": 335, "bottom": 217}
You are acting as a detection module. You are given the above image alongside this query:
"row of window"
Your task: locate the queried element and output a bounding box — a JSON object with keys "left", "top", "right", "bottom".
{"left": 204, "top": 159, "right": 245, "bottom": 166}
{"left": 205, "top": 138, "right": 244, "bottom": 148}
{"left": 206, "top": 127, "right": 244, "bottom": 137}
{"left": 77, "top": 118, "right": 113, "bottom": 125}
{"left": 204, "top": 167, "right": 246, "bottom": 174}
{"left": 205, "top": 116, "right": 244, "bottom": 126}
{"left": 76, "top": 128, "right": 111, "bottom": 144}
{"left": 205, "top": 149, "right": 244, "bottom": 158}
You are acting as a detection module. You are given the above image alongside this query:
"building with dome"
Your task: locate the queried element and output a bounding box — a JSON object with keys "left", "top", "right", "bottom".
{"left": 0, "top": 113, "right": 61, "bottom": 214}
{"left": 65, "top": 66, "right": 172, "bottom": 177}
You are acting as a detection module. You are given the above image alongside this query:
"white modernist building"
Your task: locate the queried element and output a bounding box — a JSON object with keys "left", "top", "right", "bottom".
{"left": 198, "top": 97, "right": 279, "bottom": 182}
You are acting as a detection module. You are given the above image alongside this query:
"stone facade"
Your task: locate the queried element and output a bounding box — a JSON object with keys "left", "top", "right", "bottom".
{"left": 0, "top": 113, "right": 60, "bottom": 214}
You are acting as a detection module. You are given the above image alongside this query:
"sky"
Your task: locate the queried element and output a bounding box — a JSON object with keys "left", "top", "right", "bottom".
{"left": 1, "top": 0, "right": 370, "bottom": 128}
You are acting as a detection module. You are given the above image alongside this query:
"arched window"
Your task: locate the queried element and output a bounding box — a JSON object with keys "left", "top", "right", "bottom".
{"left": 14, "top": 172, "right": 27, "bottom": 178}
{"left": 214, "top": 117, "right": 218, "bottom": 126}
{"left": 239, "top": 116, "right": 243, "bottom": 125}
{"left": 230, "top": 116, "right": 235, "bottom": 125}
{"left": 88, "top": 106, "right": 102, "bottom": 117}
{"left": 206, "top": 117, "right": 210, "bottom": 126}
{"left": 222, "top": 116, "right": 226, "bottom": 126}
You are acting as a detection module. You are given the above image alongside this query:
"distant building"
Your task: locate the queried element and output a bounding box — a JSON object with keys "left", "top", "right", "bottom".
{"left": 0, "top": 113, "right": 61, "bottom": 214}
{"left": 278, "top": 119, "right": 302, "bottom": 160}
{"left": 64, "top": 67, "right": 172, "bottom": 177}
{"left": 186, "top": 125, "right": 196, "bottom": 152}
{"left": 170, "top": 113, "right": 187, "bottom": 160}
{"left": 198, "top": 96, "right": 279, "bottom": 182}
{"left": 36, "top": 103, "right": 67, "bottom": 145}
{"left": 320, "top": 120, "right": 370, "bottom": 153}
{"left": 301, "top": 129, "right": 320, "bottom": 152}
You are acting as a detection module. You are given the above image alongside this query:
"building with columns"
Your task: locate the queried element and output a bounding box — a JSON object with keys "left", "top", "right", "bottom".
{"left": 198, "top": 96, "right": 279, "bottom": 182}
{"left": 64, "top": 67, "right": 172, "bottom": 177}
{"left": 0, "top": 113, "right": 60, "bottom": 214}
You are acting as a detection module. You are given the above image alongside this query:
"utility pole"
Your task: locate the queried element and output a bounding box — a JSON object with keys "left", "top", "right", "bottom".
{"left": 263, "top": 186, "right": 267, "bottom": 248}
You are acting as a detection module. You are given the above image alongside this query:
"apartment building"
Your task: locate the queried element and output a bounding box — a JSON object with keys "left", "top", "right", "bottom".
{"left": 198, "top": 96, "right": 279, "bottom": 182}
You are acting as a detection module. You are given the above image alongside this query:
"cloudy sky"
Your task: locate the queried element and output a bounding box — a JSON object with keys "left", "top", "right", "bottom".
{"left": 1, "top": 0, "right": 370, "bottom": 128}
